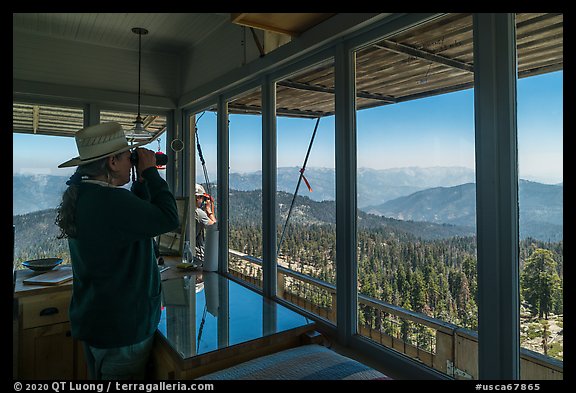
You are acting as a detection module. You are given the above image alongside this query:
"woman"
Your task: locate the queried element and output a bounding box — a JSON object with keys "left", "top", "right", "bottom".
{"left": 194, "top": 183, "right": 216, "bottom": 263}
{"left": 55, "top": 122, "right": 179, "bottom": 379}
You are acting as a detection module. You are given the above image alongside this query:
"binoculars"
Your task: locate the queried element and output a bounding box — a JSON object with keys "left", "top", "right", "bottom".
{"left": 130, "top": 151, "right": 168, "bottom": 166}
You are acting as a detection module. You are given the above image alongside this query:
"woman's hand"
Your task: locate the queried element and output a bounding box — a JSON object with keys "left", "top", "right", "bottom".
{"left": 134, "top": 148, "right": 157, "bottom": 180}
{"left": 204, "top": 197, "right": 214, "bottom": 215}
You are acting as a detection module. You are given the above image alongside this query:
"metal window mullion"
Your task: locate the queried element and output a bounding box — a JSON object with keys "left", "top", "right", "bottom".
{"left": 262, "top": 76, "right": 277, "bottom": 298}
{"left": 164, "top": 109, "right": 177, "bottom": 196}
{"left": 473, "top": 13, "right": 520, "bottom": 380}
{"left": 183, "top": 108, "right": 193, "bottom": 242}
{"left": 217, "top": 95, "right": 229, "bottom": 273}
{"left": 334, "top": 41, "right": 357, "bottom": 344}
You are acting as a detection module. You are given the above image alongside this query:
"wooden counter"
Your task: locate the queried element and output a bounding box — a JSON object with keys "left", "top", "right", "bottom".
{"left": 14, "top": 265, "right": 74, "bottom": 298}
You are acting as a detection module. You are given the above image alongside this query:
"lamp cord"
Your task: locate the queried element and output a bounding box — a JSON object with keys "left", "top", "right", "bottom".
{"left": 137, "top": 31, "right": 142, "bottom": 118}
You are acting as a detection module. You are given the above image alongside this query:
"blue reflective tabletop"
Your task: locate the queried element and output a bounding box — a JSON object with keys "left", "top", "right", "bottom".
{"left": 157, "top": 272, "right": 314, "bottom": 359}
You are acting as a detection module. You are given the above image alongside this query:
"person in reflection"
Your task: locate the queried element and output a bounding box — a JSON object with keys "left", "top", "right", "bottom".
{"left": 55, "top": 122, "right": 179, "bottom": 380}
{"left": 194, "top": 183, "right": 217, "bottom": 265}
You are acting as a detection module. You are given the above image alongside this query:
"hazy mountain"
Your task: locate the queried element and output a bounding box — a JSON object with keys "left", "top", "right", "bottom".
{"left": 14, "top": 166, "right": 474, "bottom": 215}
{"left": 12, "top": 190, "right": 473, "bottom": 255}
{"left": 366, "top": 180, "right": 563, "bottom": 241}
{"left": 230, "top": 166, "right": 476, "bottom": 208}
{"left": 12, "top": 172, "right": 166, "bottom": 216}
{"left": 13, "top": 174, "right": 68, "bottom": 215}
{"left": 229, "top": 167, "right": 337, "bottom": 203}
{"left": 229, "top": 189, "right": 475, "bottom": 240}
{"left": 13, "top": 168, "right": 562, "bottom": 242}
{"left": 364, "top": 183, "right": 477, "bottom": 227}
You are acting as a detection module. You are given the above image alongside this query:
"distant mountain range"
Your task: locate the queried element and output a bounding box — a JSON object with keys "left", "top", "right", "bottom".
{"left": 12, "top": 172, "right": 164, "bottom": 215}
{"left": 229, "top": 189, "right": 476, "bottom": 241}
{"left": 231, "top": 166, "right": 477, "bottom": 208}
{"left": 13, "top": 174, "right": 68, "bottom": 215}
{"left": 13, "top": 167, "right": 562, "bottom": 241}
{"left": 15, "top": 166, "right": 474, "bottom": 215}
{"left": 364, "top": 180, "right": 563, "bottom": 242}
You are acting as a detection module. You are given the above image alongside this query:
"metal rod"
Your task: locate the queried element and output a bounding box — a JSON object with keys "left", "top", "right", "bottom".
{"left": 131, "top": 27, "right": 148, "bottom": 117}
{"left": 194, "top": 112, "right": 210, "bottom": 195}
{"left": 277, "top": 117, "right": 321, "bottom": 256}
{"left": 138, "top": 31, "right": 141, "bottom": 116}
{"left": 194, "top": 111, "right": 216, "bottom": 218}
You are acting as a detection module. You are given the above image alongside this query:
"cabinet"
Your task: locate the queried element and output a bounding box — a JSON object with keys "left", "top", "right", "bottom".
{"left": 20, "top": 321, "right": 75, "bottom": 379}
{"left": 14, "top": 271, "right": 87, "bottom": 380}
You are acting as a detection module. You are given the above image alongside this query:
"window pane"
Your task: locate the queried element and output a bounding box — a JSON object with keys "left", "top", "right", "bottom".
{"left": 13, "top": 133, "right": 78, "bottom": 269}
{"left": 13, "top": 101, "right": 85, "bottom": 269}
{"left": 228, "top": 88, "right": 264, "bottom": 288}
{"left": 517, "top": 70, "right": 563, "bottom": 379}
{"left": 192, "top": 109, "right": 218, "bottom": 266}
{"left": 276, "top": 59, "right": 337, "bottom": 323}
{"left": 13, "top": 107, "right": 167, "bottom": 270}
{"left": 355, "top": 14, "right": 478, "bottom": 379}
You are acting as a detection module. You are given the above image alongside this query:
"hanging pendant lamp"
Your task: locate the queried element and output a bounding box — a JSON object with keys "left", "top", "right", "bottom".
{"left": 126, "top": 27, "right": 153, "bottom": 140}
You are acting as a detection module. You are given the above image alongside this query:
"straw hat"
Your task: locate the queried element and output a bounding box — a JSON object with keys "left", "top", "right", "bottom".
{"left": 58, "top": 122, "right": 150, "bottom": 168}
{"left": 195, "top": 184, "right": 206, "bottom": 196}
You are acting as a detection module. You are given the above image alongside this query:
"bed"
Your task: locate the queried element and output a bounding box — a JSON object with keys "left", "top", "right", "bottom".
{"left": 196, "top": 344, "right": 392, "bottom": 380}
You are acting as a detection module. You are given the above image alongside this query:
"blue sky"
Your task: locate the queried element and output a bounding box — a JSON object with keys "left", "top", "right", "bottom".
{"left": 13, "top": 71, "right": 562, "bottom": 184}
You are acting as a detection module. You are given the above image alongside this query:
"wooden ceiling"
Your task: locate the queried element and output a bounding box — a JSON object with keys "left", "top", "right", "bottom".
{"left": 229, "top": 13, "right": 563, "bottom": 119}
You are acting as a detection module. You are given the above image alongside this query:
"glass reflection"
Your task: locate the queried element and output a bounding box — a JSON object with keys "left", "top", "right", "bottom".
{"left": 157, "top": 272, "right": 313, "bottom": 359}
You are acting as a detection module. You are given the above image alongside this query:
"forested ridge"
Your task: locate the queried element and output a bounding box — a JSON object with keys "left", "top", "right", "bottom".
{"left": 226, "top": 189, "right": 563, "bottom": 359}
{"left": 229, "top": 222, "right": 563, "bottom": 327}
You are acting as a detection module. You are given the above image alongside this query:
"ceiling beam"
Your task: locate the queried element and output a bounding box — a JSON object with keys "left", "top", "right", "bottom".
{"left": 231, "top": 13, "right": 337, "bottom": 37}
{"left": 374, "top": 39, "right": 474, "bottom": 73}
{"left": 228, "top": 102, "right": 330, "bottom": 118}
{"left": 278, "top": 80, "right": 397, "bottom": 103}
{"left": 32, "top": 106, "right": 40, "bottom": 133}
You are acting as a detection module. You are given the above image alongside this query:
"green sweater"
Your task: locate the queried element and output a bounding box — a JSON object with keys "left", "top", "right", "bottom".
{"left": 68, "top": 167, "right": 179, "bottom": 348}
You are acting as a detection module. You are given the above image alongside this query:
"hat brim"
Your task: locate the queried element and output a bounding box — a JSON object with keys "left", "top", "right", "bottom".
{"left": 58, "top": 144, "right": 134, "bottom": 168}
{"left": 58, "top": 131, "right": 162, "bottom": 168}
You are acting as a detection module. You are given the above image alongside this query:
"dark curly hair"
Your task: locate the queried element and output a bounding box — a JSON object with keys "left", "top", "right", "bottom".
{"left": 55, "top": 154, "right": 120, "bottom": 239}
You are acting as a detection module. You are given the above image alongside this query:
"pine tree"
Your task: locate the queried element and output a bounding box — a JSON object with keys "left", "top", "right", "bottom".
{"left": 521, "top": 248, "right": 561, "bottom": 319}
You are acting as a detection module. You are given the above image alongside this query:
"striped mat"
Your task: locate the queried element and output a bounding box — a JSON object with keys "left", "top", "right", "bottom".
{"left": 197, "top": 344, "right": 392, "bottom": 380}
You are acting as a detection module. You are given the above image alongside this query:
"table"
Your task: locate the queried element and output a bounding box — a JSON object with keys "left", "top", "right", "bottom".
{"left": 153, "top": 257, "right": 316, "bottom": 379}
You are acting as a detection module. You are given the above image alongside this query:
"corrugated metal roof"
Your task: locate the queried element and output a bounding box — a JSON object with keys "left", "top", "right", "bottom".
{"left": 230, "top": 13, "right": 563, "bottom": 118}
{"left": 13, "top": 103, "right": 84, "bottom": 136}
{"left": 12, "top": 102, "right": 166, "bottom": 140}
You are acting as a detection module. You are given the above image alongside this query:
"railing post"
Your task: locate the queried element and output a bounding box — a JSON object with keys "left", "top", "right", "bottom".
{"left": 330, "top": 291, "right": 337, "bottom": 323}
{"left": 435, "top": 330, "right": 453, "bottom": 375}
{"left": 277, "top": 270, "right": 285, "bottom": 300}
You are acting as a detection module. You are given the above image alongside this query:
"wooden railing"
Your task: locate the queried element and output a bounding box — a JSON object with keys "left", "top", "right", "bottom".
{"left": 228, "top": 249, "right": 563, "bottom": 380}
